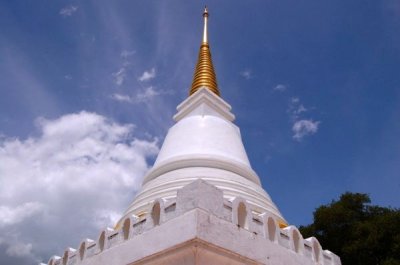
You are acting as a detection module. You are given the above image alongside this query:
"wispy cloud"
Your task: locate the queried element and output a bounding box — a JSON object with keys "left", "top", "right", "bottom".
{"left": 136, "top": 86, "right": 161, "bottom": 102}
{"left": 120, "top": 50, "right": 136, "bottom": 59}
{"left": 240, "top": 69, "right": 252, "bottom": 80}
{"left": 112, "top": 87, "right": 170, "bottom": 104}
{"left": 296, "top": 104, "right": 307, "bottom": 114}
{"left": 0, "top": 43, "right": 59, "bottom": 117}
{"left": 288, "top": 97, "right": 308, "bottom": 120}
{"left": 110, "top": 50, "right": 136, "bottom": 86}
{"left": 138, "top": 68, "right": 156, "bottom": 82}
{"left": 5, "top": 242, "right": 33, "bottom": 258}
{"left": 292, "top": 119, "right": 320, "bottom": 141}
{"left": 112, "top": 68, "right": 126, "bottom": 86}
{"left": 273, "top": 84, "right": 287, "bottom": 92}
{"left": 291, "top": 97, "right": 300, "bottom": 104}
{"left": 112, "top": 93, "right": 132, "bottom": 102}
{"left": 59, "top": 6, "right": 78, "bottom": 17}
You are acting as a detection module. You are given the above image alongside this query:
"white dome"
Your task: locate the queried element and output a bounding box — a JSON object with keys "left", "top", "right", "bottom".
{"left": 153, "top": 115, "right": 251, "bottom": 172}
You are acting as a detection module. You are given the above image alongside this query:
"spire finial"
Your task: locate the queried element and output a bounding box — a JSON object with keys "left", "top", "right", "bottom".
{"left": 203, "top": 6, "right": 209, "bottom": 43}
{"left": 203, "top": 6, "right": 209, "bottom": 17}
{"left": 189, "top": 7, "right": 220, "bottom": 96}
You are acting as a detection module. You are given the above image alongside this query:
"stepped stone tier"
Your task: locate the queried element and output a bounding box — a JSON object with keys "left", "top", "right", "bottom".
{"left": 42, "top": 7, "right": 341, "bottom": 265}
{"left": 118, "top": 87, "right": 287, "bottom": 227}
{"left": 43, "top": 180, "right": 341, "bottom": 265}
{"left": 190, "top": 6, "right": 219, "bottom": 96}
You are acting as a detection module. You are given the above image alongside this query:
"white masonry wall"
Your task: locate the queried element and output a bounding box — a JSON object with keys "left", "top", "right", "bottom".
{"left": 43, "top": 180, "right": 341, "bottom": 265}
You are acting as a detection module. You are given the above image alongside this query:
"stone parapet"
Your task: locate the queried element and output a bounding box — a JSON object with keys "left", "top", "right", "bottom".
{"left": 42, "top": 180, "right": 341, "bottom": 265}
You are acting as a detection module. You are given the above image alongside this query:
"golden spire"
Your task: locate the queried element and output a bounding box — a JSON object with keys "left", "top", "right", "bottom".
{"left": 189, "top": 6, "right": 220, "bottom": 96}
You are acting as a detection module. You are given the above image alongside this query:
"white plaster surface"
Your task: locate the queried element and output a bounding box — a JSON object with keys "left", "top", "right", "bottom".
{"left": 43, "top": 89, "right": 342, "bottom": 265}
{"left": 120, "top": 88, "right": 286, "bottom": 226}
{"left": 45, "top": 180, "right": 341, "bottom": 265}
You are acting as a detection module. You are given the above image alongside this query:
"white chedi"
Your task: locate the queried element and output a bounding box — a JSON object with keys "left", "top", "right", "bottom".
{"left": 119, "top": 87, "right": 287, "bottom": 227}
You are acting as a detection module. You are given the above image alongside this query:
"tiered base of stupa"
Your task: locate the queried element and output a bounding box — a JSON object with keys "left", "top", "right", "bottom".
{"left": 44, "top": 180, "right": 341, "bottom": 265}
{"left": 119, "top": 88, "right": 288, "bottom": 228}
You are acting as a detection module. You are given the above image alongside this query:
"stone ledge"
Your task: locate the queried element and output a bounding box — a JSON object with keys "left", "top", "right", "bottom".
{"left": 42, "top": 180, "right": 341, "bottom": 265}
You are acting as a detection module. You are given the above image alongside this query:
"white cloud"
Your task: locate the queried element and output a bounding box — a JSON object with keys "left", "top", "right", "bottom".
{"left": 120, "top": 50, "right": 136, "bottom": 59}
{"left": 273, "top": 84, "right": 287, "bottom": 92}
{"left": 240, "top": 69, "right": 252, "bottom": 80}
{"left": 291, "top": 97, "right": 300, "bottom": 104}
{"left": 112, "top": 50, "right": 135, "bottom": 86}
{"left": 292, "top": 119, "right": 320, "bottom": 141}
{"left": 111, "top": 87, "right": 170, "bottom": 104}
{"left": 112, "top": 67, "right": 126, "bottom": 86}
{"left": 287, "top": 97, "right": 308, "bottom": 121}
{"left": 287, "top": 97, "right": 319, "bottom": 141}
{"left": 0, "top": 202, "right": 44, "bottom": 227}
{"left": 136, "top": 86, "right": 160, "bottom": 102}
{"left": 112, "top": 93, "right": 132, "bottom": 103}
{"left": 296, "top": 104, "right": 307, "bottom": 114}
{"left": 59, "top": 6, "right": 78, "bottom": 17}
{"left": 138, "top": 68, "right": 156, "bottom": 82}
{"left": 0, "top": 112, "right": 158, "bottom": 263}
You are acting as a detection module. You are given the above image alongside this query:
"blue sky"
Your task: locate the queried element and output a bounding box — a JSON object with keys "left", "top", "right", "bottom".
{"left": 0, "top": 1, "right": 399, "bottom": 264}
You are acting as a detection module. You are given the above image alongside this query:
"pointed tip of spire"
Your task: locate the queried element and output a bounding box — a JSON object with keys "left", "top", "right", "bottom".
{"left": 202, "top": 6, "right": 209, "bottom": 44}
{"left": 189, "top": 6, "right": 220, "bottom": 97}
{"left": 203, "top": 6, "right": 209, "bottom": 17}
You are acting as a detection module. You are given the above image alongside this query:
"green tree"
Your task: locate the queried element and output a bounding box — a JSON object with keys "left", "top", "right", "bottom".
{"left": 299, "top": 192, "right": 400, "bottom": 265}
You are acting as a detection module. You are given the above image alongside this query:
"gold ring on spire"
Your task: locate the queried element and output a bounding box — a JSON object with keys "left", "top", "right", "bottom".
{"left": 189, "top": 6, "right": 220, "bottom": 96}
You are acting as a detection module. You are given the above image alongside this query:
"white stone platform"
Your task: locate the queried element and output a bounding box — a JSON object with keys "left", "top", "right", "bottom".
{"left": 43, "top": 180, "right": 341, "bottom": 265}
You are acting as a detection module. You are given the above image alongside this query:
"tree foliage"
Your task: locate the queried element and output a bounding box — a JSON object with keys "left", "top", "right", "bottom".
{"left": 299, "top": 192, "right": 400, "bottom": 265}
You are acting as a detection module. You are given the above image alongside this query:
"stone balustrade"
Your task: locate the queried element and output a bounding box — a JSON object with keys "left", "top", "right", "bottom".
{"left": 42, "top": 180, "right": 341, "bottom": 265}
